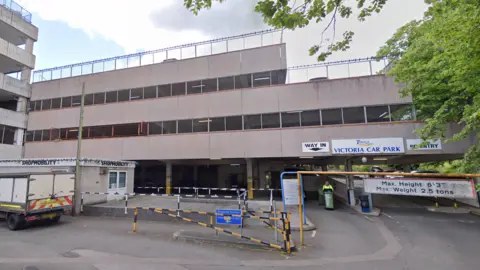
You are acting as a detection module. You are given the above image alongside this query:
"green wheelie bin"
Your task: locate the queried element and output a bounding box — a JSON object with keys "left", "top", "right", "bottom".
{"left": 317, "top": 188, "right": 325, "bottom": 205}
{"left": 324, "top": 190, "right": 334, "bottom": 210}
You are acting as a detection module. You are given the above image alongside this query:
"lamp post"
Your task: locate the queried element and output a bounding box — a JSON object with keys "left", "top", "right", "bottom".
{"left": 73, "top": 82, "right": 86, "bottom": 216}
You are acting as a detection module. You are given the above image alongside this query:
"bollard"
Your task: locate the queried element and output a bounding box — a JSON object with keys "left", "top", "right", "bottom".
{"left": 133, "top": 207, "right": 138, "bottom": 232}
{"left": 124, "top": 194, "right": 128, "bottom": 215}
{"left": 435, "top": 197, "right": 439, "bottom": 208}
{"left": 453, "top": 199, "right": 458, "bottom": 209}
{"left": 269, "top": 189, "right": 273, "bottom": 212}
{"left": 177, "top": 195, "right": 180, "bottom": 217}
{"left": 273, "top": 201, "right": 278, "bottom": 243}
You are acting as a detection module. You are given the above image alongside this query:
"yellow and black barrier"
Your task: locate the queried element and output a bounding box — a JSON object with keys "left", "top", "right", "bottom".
{"left": 132, "top": 207, "right": 292, "bottom": 253}
{"left": 137, "top": 207, "right": 284, "bottom": 221}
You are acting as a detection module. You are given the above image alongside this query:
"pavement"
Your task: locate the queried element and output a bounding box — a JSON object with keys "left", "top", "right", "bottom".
{"left": 1, "top": 198, "right": 479, "bottom": 269}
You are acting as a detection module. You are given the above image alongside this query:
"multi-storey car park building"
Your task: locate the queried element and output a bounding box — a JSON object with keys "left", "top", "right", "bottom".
{"left": 23, "top": 30, "right": 474, "bottom": 199}
{"left": 0, "top": 1, "right": 37, "bottom": 159}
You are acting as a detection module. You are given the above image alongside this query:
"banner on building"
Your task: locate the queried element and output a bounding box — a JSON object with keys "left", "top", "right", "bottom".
{"left": 406, "top": 139, "right": 442, "bottom": 150}
{"left": 331, "top": 138, "right": 405, "bottom": 155}
{"left": 364, "top": 178, "right": 476, "bottom": 199}
{"left": 302, "top": 142, "right": 330, "bottom": 153}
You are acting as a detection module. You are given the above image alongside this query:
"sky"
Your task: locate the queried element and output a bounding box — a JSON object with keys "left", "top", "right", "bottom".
{"left": 15, "top": 0, "right": 428, "bottom": 73}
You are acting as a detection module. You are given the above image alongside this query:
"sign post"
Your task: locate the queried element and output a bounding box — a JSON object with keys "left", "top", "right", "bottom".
{"left": 280, "top": 171, "right": 306, "bottom": 245}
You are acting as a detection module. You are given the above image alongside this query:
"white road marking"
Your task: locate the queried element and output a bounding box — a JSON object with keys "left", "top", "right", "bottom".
{"left": 311, "top": 230, "right": 316, "bottom": 238}
{"left": 363, "top": 216, "right": 374, "bottom": 222}
{"left": 382, "top": 212, "right": 395, "bottom": 220}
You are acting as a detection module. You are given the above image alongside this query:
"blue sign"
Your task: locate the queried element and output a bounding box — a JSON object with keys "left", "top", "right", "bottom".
{"left": 216, "top": 209, "right": 242, "bottom": 225}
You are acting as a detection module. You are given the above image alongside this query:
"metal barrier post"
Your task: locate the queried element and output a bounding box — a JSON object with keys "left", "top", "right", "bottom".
{"left": 208, "top": 188, "right": 211, "bottom": 196}
{"left": 177, "top": 196, "right": 180, "bottom": 217}
{"left": 80, "top": 193, "right": 84, "bottom": 213}
{"left": 269, "top": 189, "right": 273, "bottom": 212}
{"left": 286, "top": 212, "right": 292, "bottom": 254}
{"left": 281, "top": 212, "right": 288, "bottom": 252}
{"left": 133, "top": 207, "right": 138, "bottom": 232}
{"left": 124, "top": 194, "right": 128, "bottom": 215}
{"left": 453, "top": 198, "right": 458, "bottom": 209}
{"left": 178, "top": 187, "right": 181, "bottom": 195}
{"left": 273, "top": 201, "right": 278, "bottom": 243}
{"left": 195, "top": 188, "right": 199, "bottom": 198}
{"left": 435, "top": 197, "right": 439, "bottom": 208}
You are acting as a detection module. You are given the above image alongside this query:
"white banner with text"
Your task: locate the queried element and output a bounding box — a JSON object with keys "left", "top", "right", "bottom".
{"left": 364, "top": 178, "right": 476, "bottom": 199}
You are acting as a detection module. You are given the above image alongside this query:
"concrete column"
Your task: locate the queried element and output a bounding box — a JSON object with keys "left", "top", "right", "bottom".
{"left": 193, "top": 165, "right": 198, "bottom": 186}
{"left": 14, "top": 129, "right": 24, "bottom": 145}
{"left": 345, "top": 159, "right": 355, "bottom": 206}
{"left": 246, "top": 159, "right": 253, "bottom": 199}
{"left": 166, "top": 162, "right": 172, "bottom": 195}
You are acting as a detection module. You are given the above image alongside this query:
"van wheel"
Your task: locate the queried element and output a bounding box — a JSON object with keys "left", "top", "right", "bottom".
{"left": 7, "top": 214, "right": 25, "bottom": 231}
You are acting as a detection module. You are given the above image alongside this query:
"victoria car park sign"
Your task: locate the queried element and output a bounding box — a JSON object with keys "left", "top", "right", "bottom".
{"left": 302, "top": 142, "right": 330, "bottom": 153}
{"left": 331, "top": 138, "right": 405, "bottom": 154}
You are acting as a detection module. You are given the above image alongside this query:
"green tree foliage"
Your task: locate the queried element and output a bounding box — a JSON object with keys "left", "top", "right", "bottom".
{"left": 377, "top": 0, "right": 480, "bottom": 172}
{"left": 184, "top": 0, "right": 389, "bottom": 61}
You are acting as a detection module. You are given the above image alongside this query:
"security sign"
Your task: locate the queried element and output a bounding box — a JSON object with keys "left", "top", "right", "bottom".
{"left": 302, "top": 142, "right": 330, "bottom": 153}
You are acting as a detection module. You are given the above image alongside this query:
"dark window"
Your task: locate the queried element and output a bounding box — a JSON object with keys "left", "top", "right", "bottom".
{"left": 301, "top": 110, "right": 321, "bottom": 126}
{"left": 51, "top": 98, "right": 61, "bottom": 109}
{"left": 271, "top": 70, "right": 287, "bottom": 85}
{"left": 235, "top": 74, "right": 252, "bottom": 89}
{"left": 118, "top": 89, "right": 130, "bottom": 102}
{"left": 41, "top": 99, "right": 51, "bottom": 110}
{"left": 130, "top": 88, "right": 143, "bottom": 100}
{"left": 71, "top": 96, "right": 81, "bottom": 107}
{"left": 84, "top": 94, "right": 94, "bottom": 106}
{"left": 89, "top": 126, "right": 112, "bottom": 138}
{"left": 105, "top": 91, "right": 117, "bottom": 103}
{"left": 262, "top": 113, "right": 280, "bottom": 128}
{"left": 163, "top": 121, "right": 177, "bottom": 134}
{"left": 25, "top": 131, "right": 33, "bottom": 142}
{"left": 244, "top": 114, "right": 261, "bottom": 130}
{"left": 218, "top": 76, "right": 234, "bottom": 91}
{"left": 60, "top": 128, "right": 68, "bottom": 139}
{"left": 158, "top": 85, "right": 171, "bottom": 97}
{"left": 343, "top": 107, "right": 365, "bottom": 124}
{"left": 148, "top": 122, "right": 163, "bottom": 135}
{"left": 226, "top": 116, "right": 242, "bottom": 131}
{"left": 144, "top": 86, "right": 157, "bottom": 99}
{"left": 2, "top": 126, "right": 15, "bottom": 144}
{"left": 253, "top": 72, "right": 271, "bottom": 87}
{"left": 193, "top": 119, "right": 209, "bottom": 132}
{"left": 187, "top": 81, "right": 203, "bottom": 95}
{"left": 321, "top": 109, "right": 342, "bottom": 125}
{"left": 29, "top": 101, "right": 35, "bottom": 111}
{"left": 61, "top": 97, "right": 71, "bottom": 108}
{"left": 94, "top": 92, "right": 105, "bottom": 105}
{"left": 139, "top": 122, "right": 148, "bottom": 135}
{"left": 366, "top": 105, "right": 390, "bottom": 123}
{"left": 281, "top": 112, "right": 300, "bottom": 127}
{"left": 172, "top": 83, "right": 186, "bottom": 96}
{"left": 178, "top": 119, "right": 193, "bottom": 133}
{"left": 66, "top": 128, "right": 79, "bottom": 140}
{"left": 33, "top": 130, "right": 42, "bottom": 142}
{"left": 34, "top": 100, "right": 42, "bottom": 111}
{"left": 390, "top": 104, "right": 413, "bottom": 121}
{"left": 210, "top": 117, "right": 225, "bottom": 132}
{"left": 41, "top": 129, "right": 51, "bottom": 141}
{"left": 113, "top": 123, "right": 138, "bottom": 137}
{"left": 51, "top": 128, "right": 60, "bottom": 140}
{"left": 202, "top": 78, "right": 217, "bottom": 93}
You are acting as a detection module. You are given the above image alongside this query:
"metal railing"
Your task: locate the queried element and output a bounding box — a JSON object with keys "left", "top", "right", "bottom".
{"left": 32, "top": 29, "right": 283, "bottom": 83}
{"left": 286, "top": 57, "right": 389, "bottom": 83}
{"left": 0, "top": 0, "right": 32, "bottom": 23}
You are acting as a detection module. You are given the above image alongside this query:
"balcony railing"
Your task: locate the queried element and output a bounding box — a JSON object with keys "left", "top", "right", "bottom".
{"left": 0, "top": 0, "right": 32, "bottom": 23}
{"left": 32, "top": 29, "right": 283, "bottom": 83}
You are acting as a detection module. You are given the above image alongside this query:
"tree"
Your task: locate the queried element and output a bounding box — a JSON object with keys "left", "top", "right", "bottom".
{"left": 183, "top": 0, "right": 390, "bottom": 61}
{"left": 377, "top": 0, "right": 480, "bottom": 172}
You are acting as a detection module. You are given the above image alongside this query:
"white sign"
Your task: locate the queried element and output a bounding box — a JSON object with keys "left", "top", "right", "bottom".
{"left": 407, "top": 139, "right": 442, "bottom": 150}
{"left": 331, "top": 138, "right": 405, "bottom": 155}
{"left": 364, "top": 178, "right": 476, "bottom": 199}
{"left": 282, "top": 179, "right": 300, "bottom": 205}
{"left": 302, "top": 142, "right": 330, "bottom": 153}
{"left": 0, "top": 158, "right": 136, "bottom": 168}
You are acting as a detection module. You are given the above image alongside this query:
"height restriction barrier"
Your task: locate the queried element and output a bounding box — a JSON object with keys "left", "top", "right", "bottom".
{"left": 132, "top": 207, "right": 293, "bottom": 254}
{"left": 286, "top": 170, "right": 480, "bottom": 246}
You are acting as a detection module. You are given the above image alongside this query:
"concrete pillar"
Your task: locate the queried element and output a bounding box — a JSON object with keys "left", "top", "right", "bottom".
{"left": 14, "top": 129, "right": 24, "bottom": 145}
{"left": 246, "top": 159, "right": 253, "bottom": 199}
{"left": 345, "top": 158, "right": 355, "bottom": 206}
{"left": 166, "top": 162, "right": 172, "bottom": 195}
{"left": 193, "top": 165, "right": 198, "bottom": 186}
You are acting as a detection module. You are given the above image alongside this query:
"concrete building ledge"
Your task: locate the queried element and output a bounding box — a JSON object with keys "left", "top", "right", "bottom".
{"left": 426, "top": 206, "right": 470, "bottom": 214}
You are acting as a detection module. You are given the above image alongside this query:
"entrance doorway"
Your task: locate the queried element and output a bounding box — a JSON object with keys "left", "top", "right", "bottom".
{"left": 108, "top": 171, "right": 127, "bottom": 200}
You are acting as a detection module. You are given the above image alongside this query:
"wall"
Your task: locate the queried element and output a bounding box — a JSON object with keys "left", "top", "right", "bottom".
{"left": 0, "top": 73, "right": 31, "bottom": 98}
{"left": 30, "top": 44, "right": 287, "bottom": 100}
{"left": 0, "top": 36, "right": 35, "bottom": 70}
{"left": 0, "top": 107, "right": 26, "bottom": 128}
{"left": 28, "top": 75, "right": 408, "bottom": 130}
{"left": 0, "top": 5, "right": 38, "bottom": 41}
{"left": 0, "top": 144, "right": 21, "bottom": 159}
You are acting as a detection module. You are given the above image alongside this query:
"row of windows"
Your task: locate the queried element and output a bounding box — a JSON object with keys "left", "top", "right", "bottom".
{"left": 0, "top": 124, "right": 16, "bottom": 145}
{"left": 25, "top": 104, "right": 413, "bottom": 142}
{"left": 29, "top": 70, "right": 287, "bottom": 112}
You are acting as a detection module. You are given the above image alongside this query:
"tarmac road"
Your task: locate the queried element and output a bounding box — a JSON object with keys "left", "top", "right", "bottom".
{"left": 0, "top": 203, "right": 478, "bottom": 270}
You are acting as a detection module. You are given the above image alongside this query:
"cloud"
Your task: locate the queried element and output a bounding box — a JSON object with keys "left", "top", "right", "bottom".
{"left": 17, "top": 0, "right": 211, "bottom": 53}
{"left": 150, "top": 0, "right": 268, "bottom": 37}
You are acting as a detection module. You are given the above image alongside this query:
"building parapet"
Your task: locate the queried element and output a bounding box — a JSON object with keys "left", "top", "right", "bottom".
{"left": 0, "top": 0, "right": 32, "bottom": 23}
